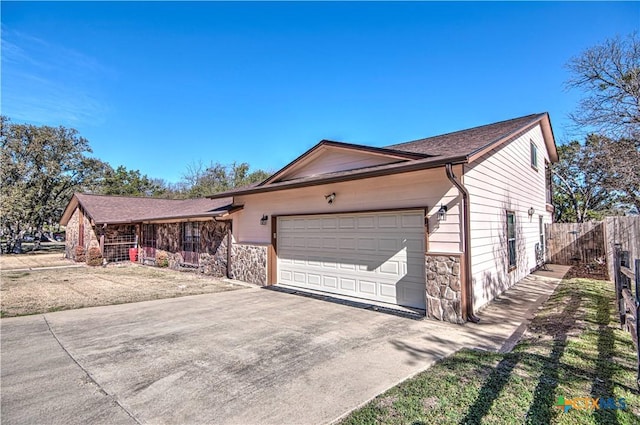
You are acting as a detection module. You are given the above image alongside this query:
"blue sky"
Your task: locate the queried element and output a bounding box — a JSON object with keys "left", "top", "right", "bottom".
{"left": 2, "top": 2, "right": 638, "bottom": 183}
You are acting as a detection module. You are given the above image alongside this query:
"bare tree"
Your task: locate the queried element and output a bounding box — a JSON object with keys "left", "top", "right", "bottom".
{"left": 588, "top": 135, "right": 640, "bottom": 214}
{"left": 566, "top": 33, "right": 640, "bottom": 139}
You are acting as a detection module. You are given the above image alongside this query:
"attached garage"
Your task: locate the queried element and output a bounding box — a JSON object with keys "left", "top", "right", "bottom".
{"left": 276, "top": 210, "right": 426, "bottom": 309}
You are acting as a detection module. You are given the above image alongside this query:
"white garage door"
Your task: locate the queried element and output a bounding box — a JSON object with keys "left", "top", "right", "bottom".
{"left": 277, "top": 210, "right": 426, "bottom": 309}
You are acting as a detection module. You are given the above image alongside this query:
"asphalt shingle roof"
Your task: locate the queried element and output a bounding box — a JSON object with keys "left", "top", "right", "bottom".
{"left": 208, "top": 113, "right": 551, "bottom": 199}
{"left": 64, "top": 193, "right": 233, "bottom": 225}
{"left": 386, "top": 113, "right": 546, "bottom": 156}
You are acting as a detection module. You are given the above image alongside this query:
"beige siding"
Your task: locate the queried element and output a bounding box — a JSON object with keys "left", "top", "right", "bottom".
{"left": 233, "top": 167, "right": 463, "bottom": 253}
{"left": 282, "top": 148, "right": 403, "bottom": 181}
{"left": 464, "top": 124, "right": 553, "bottom": 310}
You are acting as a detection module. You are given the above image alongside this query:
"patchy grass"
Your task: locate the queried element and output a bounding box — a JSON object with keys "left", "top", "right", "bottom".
{"left": 341, "top": 277, "right": 640, "bottom": 425}
{"left": 0, "top": 263, "right": 245, "bottom": 317}
{"left": 0, "top": 251, "right": 74, "bottom": 270}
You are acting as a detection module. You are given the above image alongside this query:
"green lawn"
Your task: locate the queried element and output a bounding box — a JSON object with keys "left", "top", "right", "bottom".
{"left": 341, "top": 278, "right": 640, "bottom": 425}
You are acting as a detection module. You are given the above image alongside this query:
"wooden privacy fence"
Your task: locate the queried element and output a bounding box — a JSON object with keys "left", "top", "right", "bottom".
{"left": 606, "top": 217, "right": 640, "bottom": 283}
{"left": 545, "top": 221, "right": 606, "bottom": 265}
{"left": 613, "top": 247, "right": 640, "bottom": 389}
{"left": 546, "top": 217, "right": 640, "bottom": 279}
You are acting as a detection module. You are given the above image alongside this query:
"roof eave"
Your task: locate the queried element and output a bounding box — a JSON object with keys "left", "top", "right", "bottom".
{"left": 95, "top": 208, "right": 238, "bottom": 225}
{"left": 208, "top": 156, "right": 468, "bottom": 199}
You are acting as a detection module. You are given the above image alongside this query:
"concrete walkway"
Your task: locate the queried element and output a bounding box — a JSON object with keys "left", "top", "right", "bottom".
{"left": 1, "top": 265, "right": 570, "bottom": 425}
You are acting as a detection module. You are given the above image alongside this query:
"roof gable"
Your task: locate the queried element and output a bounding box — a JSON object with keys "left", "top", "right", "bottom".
{"left": 262, "top": 140, "right": 429, "bottom": 185}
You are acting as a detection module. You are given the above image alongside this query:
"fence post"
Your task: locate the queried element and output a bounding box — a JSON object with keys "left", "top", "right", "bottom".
{"left": 635, "top": 258, "right": 640, "bottom": 390}
{"left": 615, "top": 244, "right": 625, "bottom": 326}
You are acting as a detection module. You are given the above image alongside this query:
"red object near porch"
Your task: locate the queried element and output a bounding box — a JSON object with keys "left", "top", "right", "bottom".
{"left": 129, "top": 248, "right": 138, "bottom": 262}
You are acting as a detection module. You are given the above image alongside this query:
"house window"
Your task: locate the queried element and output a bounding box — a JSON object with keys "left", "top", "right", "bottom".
{"left": 141, "top": 224, "right": 157, "bottom": 259}
{"left": 545, "top": 161, "right": 552, "bottom": 204}
{"left": 142, "top": 224, "right": 156, "bottom": 247}
{"left": 507, "top": 211, "right": 516, "bottom": 270}
{"left": 182, "top": 222, "right": 200, "bottom": 265}
{"left": 530, "top": 141, "right": 538, "bottom": 170}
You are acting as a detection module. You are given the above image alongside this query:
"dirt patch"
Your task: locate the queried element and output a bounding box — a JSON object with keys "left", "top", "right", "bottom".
{"left": 0, "top": 263, "right": 244, "bottom": 317}
{"left": 564, "top": 263, "right": 609, "bottom": 280}
{"left": 422, "top": 396, "right": 439, "bottom": 411}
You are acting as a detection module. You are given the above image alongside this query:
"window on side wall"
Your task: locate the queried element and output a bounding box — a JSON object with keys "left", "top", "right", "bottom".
{"left": 507, "top": 211, "right": 516, "bottom": 270}
{"left": 530, "top": 141, "right": 538, "bottom": 170}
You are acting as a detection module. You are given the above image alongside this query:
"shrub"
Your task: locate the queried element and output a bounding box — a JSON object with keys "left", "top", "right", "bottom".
{"left": 86, "top": 247, "right": 103, "bottom": 267}
{"left": 74, "top": 246, "right": 86, "bottom": 262}
{"left": 156, "top": 251, "right": 169, "bottom": 267}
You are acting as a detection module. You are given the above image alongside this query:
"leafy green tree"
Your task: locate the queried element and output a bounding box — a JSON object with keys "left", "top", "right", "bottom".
{"left": 552, "top": 138, "right": 618, "bottom": 222}
{"left": 584, "top": 135, "right": 640, "bottom": 214}
{"left": 97, "top": 165, "right": 166, "bottom": 197}
{"left": 0, "top": 117, "right": 106, "bottom": 252}
{"left": 182, "top": 161, "right": 270, "bottom": 197}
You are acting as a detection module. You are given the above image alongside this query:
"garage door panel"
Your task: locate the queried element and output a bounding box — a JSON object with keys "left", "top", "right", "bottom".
{"left": 378, "top": 215, "right": 398, "bottom": 228}
{"left": 323, "top": 239, "right": 338, "bottom": 249}
{"left": 278, "top": 211, "right": 426, "bottom": 309}
{"left": 308, "top": 274, "right": 321, "bottom": 286}
{"left": 339, "top": 217, "right": 356, "bottom": 229}
{"left": 323, "top": 276, "right": 338, "bottom": 288}
{"left": 339, "top": 238, "right": 356, "bottom": 250}
{"left": 379, "top": 283, "right": 396, "bottom": 298}
{"left": 378, "top": 238, "right": 399, "bottom": 252}
{"left": 359, "top": 280, "right": 377, "bottom": 295}
{"left": 322, "top": 218, "right": 337, "bottom": 229}
{"left": 339, "top": 262, "right": 356, "bottom": 271}
{"left": 357, "top": 238, "right": 377, "bottom": 251}
{"left": 340, "top": 278, "right": 356, "bottom": 291}
{"left": 401, "top": 213, "right": 424, "bottom": 228}
{"left": 308, "top": 237, "right": 322, "bottom": 248}
{"left": 379, "top": 261, "right": 400, "bottom": 275}
{"left": 357, "top": 216, "right": 375, "bottom": 228}
{"left": 306, "top": 218, "right": 322, "bottom": 229}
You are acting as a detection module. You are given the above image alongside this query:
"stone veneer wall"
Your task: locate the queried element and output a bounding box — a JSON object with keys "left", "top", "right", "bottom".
{"left": 64, "top": 207, "right": 99, "bottom": 261}
{"left": 229, "top": 243, "right": 267, "bottom": 286}
{"left": 425, "top": 254, "right": 464, "bottom": 324}
{"left": 154, "top": 220, "right": 229, "bottom": 277}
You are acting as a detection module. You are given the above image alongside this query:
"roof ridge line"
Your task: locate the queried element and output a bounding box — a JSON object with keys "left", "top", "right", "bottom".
{"left": 387, "top": 113, "right": 545, "bottom": 148}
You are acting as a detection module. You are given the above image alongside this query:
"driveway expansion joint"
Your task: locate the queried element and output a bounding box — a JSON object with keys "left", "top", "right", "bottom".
{"left": 42, "top": 314, "right": 142, "bottom": 425}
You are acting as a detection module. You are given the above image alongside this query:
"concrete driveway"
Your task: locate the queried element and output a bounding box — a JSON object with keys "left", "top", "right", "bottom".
{"left": 1, "top": 266, "right": 569, "bottom": 425}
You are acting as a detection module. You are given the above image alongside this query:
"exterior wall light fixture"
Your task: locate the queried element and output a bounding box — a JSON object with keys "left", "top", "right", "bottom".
{"left": 325, "top": 193, "right": 336, "bottom": 204}
{"left": 260, "top": 214, "right": 269, "bottom": 225}
{"left": 437, "top": 204, "right": 448, "bottom": 221}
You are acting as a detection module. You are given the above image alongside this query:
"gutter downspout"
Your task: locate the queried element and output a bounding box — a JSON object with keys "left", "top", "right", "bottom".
{"left": 226, "top": 224, "right": 232, "bottom": 279}
{"left": 445, "top": 163, "right": 481, "bottom": 323}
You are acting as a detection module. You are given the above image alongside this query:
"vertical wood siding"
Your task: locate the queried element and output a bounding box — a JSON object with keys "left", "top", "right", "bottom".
{"left": 464, "top": 125, "right": 553, "bottom": 310}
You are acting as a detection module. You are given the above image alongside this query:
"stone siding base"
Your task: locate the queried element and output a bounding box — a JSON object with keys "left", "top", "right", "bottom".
{"left": 425, "top": 254, "right": 464, "bottom": 324}
{"left": 230, "top": 244, "right": 267, "bottom": 286}
{"left": 153, "top": 248, "right": 228, "bottom": 278}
